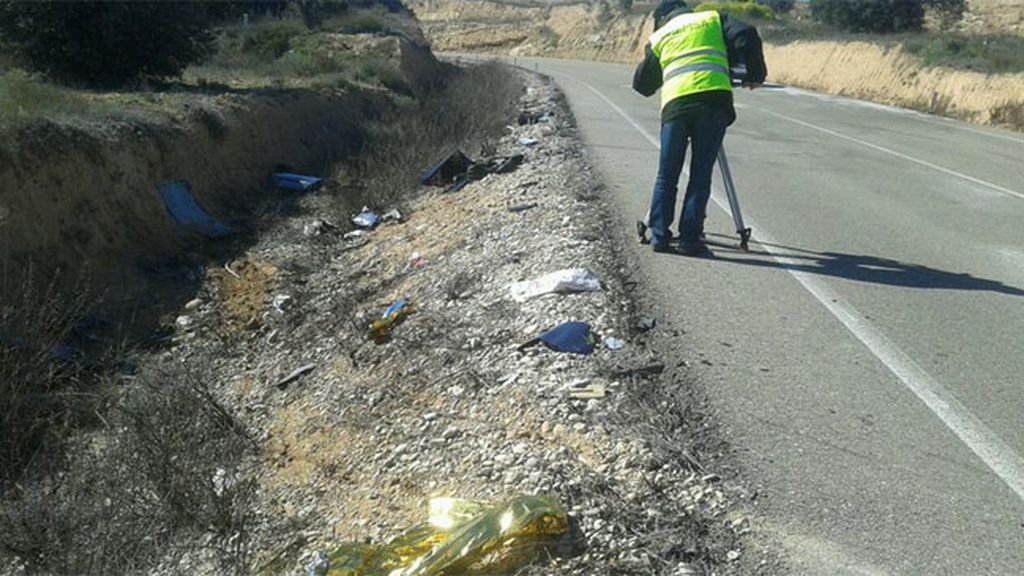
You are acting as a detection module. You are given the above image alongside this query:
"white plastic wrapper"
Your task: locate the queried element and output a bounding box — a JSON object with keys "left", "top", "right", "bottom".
{"left": 509, "top": 268, "right": 601, "bottom": 302}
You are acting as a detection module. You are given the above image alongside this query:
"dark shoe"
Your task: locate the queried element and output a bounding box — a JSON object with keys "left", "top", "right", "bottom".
{"left": 652, "top": 243, "right": 674, "bottom": 254}
{"left": 679, "top": 240, "right": 712, "bottom": 257}
{"left": 636, "top": 220, "right": 650, "bottom": 245}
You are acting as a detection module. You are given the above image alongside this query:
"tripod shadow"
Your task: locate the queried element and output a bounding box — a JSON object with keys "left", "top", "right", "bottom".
{"left": 692, "top": 234, "right": 1024, "bottom": 297}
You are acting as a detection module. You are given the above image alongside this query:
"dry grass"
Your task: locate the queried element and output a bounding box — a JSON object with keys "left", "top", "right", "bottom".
{"left": 0, "top": 266, "right": 94, "bottom": 484}
{"left": 0, "top": 360, "right": 256, "bottom": 575}
{"left": 346, "top": 61, "right": 523, "bottom": 210}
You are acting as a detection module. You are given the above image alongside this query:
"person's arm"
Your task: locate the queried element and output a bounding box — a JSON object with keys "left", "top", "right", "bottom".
{"left": 632, "top": 43, "right": 662, "bottom": 97}
{"left": 720, "top": 13, "right": 767, "bottom": 87}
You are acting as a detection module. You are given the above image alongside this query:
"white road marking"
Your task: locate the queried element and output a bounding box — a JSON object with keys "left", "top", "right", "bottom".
{"left": 561, "top": 71, "right": 1024, "bottom": 502}
{"left": 755, "top": 107, "right": 1024, "bottom": 201}
{"left": 779, "top": 86, "right": 1024, "bottom": 146}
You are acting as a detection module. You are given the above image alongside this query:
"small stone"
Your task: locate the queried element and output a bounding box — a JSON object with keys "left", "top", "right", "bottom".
{"left": 184, "top": 298, "right": 202, "bottom": 311}
{"left": 726, "top": 550, "right": 741, "bottom": 562}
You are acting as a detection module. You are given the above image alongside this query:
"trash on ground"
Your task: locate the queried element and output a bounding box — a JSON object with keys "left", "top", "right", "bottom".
{"left": 509, "top": 268, "right": 601, "bottom": 302}
{"left": 304, "top": 218, "right": 339, "bottom": 237}
{"left": 276, "top": 363, "right": 316, "bottom": 389}
{"left": 538, "top": 321, "right": 597, "bottom": 355}
{"left": 637, "top": 317, "right": 657, "bottom": 332}
{"left": 473, "top": 154, "right": 524, "bottom": 177}
{"left": 158, "top": 180, "right": 232, "bottom": 238}
{"left": 367, "top": 298, "right": 417, "bottom": 344}
{"left": 382, "top": 209, "right": 404, "bottom": 223}
{"left": 272, "top": 172, "right": 323, "bottom": 192}
{"left": 343, "top": 229, "right": 369, "bottom": 240}
{"left": 306, "top": 551, "right": 329, "bottom": 576}
{"left": 420, "top": 149, "right": 474, "bottom": 188}
{"left": 421, "top": 150, "right": 526, "bottom": 193}
{"left": 325, "top": 494, "right": 568, "bottom": 575}
{"left": 609, "top": 361, "right": 665, "bottom": 379}
{"left": 604, "top": 337, "right": 625, "bottom": 350}
{"left": 568, "top": 383, "right": 606, "bottom": 399}
{"left": 518, "top": 137, "right": 539, "bottom": 147}
{"left": 272, "top": 294, "right": 292, "bottom": 314}
{"left": 352, "top": 207, "right": 379, "bottom": 229}
{"left": 507, "top": 202, "right": 538, "bottom": 213}
{"left": 408, "top": 252, "right": 426, "bottom": 269}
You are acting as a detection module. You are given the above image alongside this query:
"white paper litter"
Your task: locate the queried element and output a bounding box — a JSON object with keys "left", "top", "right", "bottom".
{"left": 509, "top": 268, "right": 601, "bottom": 302}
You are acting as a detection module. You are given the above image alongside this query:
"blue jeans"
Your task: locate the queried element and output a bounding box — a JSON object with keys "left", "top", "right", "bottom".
{"left": 648, "top": 108, "right": 730, "bottom": 246}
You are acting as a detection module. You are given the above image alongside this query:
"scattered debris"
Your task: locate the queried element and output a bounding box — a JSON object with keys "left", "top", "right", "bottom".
{"left": 421, "top": 150, "right": 527, "bottom": 193}
{"left": 609, "top": 362, "right": 666, "bottom": 379}
{"left": 604, "top": 337, "right": 625, "bottom": 350}
{"left": 272, "top": 172, "right": 323, "bottom": 192}
{"left": 272, "top": 294, "right": 292, "bottom": 314}
{"left": 324, "top": 495, "right": 568, "bottom": 575}
{"left": 509, "top": 268, "right": 601, "bottom": 302}
{"left": 381, "top": 208, "right": 404, "bottom": 223}
{"left": 304, "top": 551, "right": 329, "bottom": 576}
{"left": 637, "top": 317, "right": 657, "bottom": 333}
{"left": 157, "top": 180, "right": 232, "bottom": 238}
{"left": 276, "top": 363, "right": 316, "bottom": 389}
{"left": 518, "top": 136, "right": 539, "bottom": 147}
{"left": 568, "top": 383, "right": 606, "bottom": 399}
{"left": 352, "top": 207, "right": 379, "bottom": 229}
{"left": 507, "top": 202, "right": 538, "bottom": 213}
{"left": 421, "top": 149, "right": 475, "bottom": 188}
{"left": 303, "top": 218, "right": 339, "bottom": 237}
{"left": 367, "top": 298, "right": 417, "bottom": 343}
{"left": 408, "top": 252, "right": 426, "bottom": 269}
{"left": 343, "top": 229, "right": 369, "bottom": 241}
{"left": 538, "top": 321, "right": 597, "bottom": 355}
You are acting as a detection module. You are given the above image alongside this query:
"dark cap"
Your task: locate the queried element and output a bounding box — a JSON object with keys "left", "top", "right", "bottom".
{"left": 653, "top": 0, "right": 690, "bottom": 28}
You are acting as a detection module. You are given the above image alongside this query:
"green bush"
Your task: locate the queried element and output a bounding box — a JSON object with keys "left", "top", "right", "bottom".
{"left": 809, "top": 0, "right": 924, "bottom": 33}
{"left": 238, "top": 19, "right": 308, "bottom": 60}
{"left": 902, "top": 33, "right": 1024, "bottom": 73}
{"left": 0, "top": 2, "right": 217, "bottom": 87}
{"left": 694, "top": 2, "right": 775, "bottom": 21}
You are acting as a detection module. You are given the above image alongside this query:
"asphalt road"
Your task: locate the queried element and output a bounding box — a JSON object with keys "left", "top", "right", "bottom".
{"left": 518, "top": 56, "right": 1024, "bottom": 574}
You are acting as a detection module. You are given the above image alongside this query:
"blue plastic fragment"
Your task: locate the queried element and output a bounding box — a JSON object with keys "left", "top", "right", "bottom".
{"left": 272, "top": 172, "right": 323, "bottom": 191}
{"left": 352, "top": 208, "right": 379, "bottom": 228}
{"left": 539, "top": 321, "right": 597, "bottom": 355}
{"left": 157, "top": 180, "right": 232, "bottom": 238}
{"left": 383, "top": 298, "right": 408, "bottom": 318}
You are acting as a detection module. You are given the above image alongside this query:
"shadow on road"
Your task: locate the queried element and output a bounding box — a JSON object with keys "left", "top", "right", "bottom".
{"left": 684, "top": 234, "right": 1024, "bottom": 297}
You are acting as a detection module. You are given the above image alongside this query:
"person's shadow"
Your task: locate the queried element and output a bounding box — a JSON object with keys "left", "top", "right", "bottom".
{"left": 679, "top": 234, "right": 1024, "bottom": 297}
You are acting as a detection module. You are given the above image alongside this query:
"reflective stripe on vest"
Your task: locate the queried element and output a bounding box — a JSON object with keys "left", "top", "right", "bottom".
{"left": 649, "top": 11, "right": 732, "bottom": 110}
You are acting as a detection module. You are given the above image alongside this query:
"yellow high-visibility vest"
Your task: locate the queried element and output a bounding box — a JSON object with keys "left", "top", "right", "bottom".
{"left": 650, "top": 11, "right": 732, "bottom": 110}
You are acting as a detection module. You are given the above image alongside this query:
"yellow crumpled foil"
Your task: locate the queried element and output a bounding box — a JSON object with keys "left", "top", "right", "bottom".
{"left": 326, "top": 495, "right": 568, "bottom": 575}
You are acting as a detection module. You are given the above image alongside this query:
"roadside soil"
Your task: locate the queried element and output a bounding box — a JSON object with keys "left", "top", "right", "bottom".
{"left": 147, "top": 69, "right": 779, "bottom": 574}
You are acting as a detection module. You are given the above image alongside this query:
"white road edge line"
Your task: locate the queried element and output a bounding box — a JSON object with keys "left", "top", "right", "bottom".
{"left": 562, "top": 72, "right": 1024, "bottom": 502}
{"left": 755, "top": 107, "right": 1024, "bottom": 201}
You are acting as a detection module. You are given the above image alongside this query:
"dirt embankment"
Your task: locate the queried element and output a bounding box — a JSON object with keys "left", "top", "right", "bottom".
{"left": 410, "top": 0, "right": 651, "bottom": 61}
{"left": 411, "top": 0, "right": 1024, "bottom": 131}
{"left": 0, "top": 36, "right": 440, "bottom": 298}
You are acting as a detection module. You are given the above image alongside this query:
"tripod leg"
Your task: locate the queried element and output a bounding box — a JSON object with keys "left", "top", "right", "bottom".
{"left": 717, "top": 146, "right": 752, "bottom": 250}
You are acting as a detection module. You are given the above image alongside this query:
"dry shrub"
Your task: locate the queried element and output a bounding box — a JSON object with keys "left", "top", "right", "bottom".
{"left": 0, "top": 360, "right": 256, "bottom": 575}
{"left": 0, "top": 266, "right": 93, "bottom": 484}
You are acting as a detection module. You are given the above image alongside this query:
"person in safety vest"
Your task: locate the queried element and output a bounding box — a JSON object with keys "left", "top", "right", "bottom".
{"left": 633, "top": 0, "right": 766, "bottom": 255}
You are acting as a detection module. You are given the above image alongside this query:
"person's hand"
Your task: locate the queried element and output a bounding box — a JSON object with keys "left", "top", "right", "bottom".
{"left": 742, "top": 81, "right": 762, "bottom": 90}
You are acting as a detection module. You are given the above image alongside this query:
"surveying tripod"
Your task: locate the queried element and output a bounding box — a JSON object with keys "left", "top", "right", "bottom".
{"left": 637, "top": 143, "right": 752, "bottom": 251}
